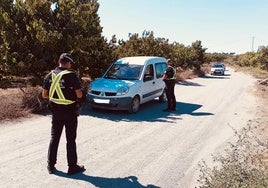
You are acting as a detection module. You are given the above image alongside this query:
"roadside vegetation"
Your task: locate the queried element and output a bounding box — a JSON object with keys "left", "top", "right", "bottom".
{"left": 0, "top": 0, "right": 268, "bottom": 186}
{"left": 198, "top": 122, "right": 268, "bottom": 187}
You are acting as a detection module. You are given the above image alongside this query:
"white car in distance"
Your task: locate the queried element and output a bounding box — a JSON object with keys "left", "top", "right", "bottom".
{"left": 210, "top": 63, "right": 225, "bottom": 75}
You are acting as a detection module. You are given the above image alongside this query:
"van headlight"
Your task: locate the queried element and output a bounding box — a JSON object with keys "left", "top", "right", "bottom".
{"left": 117, "top": 86, "right": 129, "bottom": 96}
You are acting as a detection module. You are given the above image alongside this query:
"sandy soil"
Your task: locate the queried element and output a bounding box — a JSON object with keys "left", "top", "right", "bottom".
{"left": 0, "top": 68, "right": 263, "bottom": 188}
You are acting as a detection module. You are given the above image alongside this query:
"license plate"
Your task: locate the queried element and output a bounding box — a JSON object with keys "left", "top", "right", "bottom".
{"left": 94, "top": 99, "right": 110, "bottom": 104}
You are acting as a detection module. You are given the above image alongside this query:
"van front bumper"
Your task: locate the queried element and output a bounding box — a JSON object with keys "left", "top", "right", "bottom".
{"left": 87, "top": 94, "right": 133, "bottom": 111}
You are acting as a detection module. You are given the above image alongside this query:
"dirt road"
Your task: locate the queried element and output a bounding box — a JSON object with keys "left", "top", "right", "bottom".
{"left": 0, "top": 68, "right": 258, "bottom": 188}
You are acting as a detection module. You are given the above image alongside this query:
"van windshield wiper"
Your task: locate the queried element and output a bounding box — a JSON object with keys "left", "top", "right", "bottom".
{"left": 105, "top": 75, "right": 118, "bottom": 79}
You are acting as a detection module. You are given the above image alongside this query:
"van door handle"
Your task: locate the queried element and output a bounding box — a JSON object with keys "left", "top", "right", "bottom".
{"left": 152, "top": 81, "right": 155, "bottom": 84}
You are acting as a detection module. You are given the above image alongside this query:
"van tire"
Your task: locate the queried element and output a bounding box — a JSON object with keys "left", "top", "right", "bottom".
{"left": 128, "top": 96, "right": 140, "bottom": 113}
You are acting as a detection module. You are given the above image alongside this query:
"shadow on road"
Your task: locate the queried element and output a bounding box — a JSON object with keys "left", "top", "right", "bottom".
{"left": 178, "top": 80, "right": 203, "bottom": 86}
{"left": 201, "top": 74, "right": 231, "bottom": 79}
{"left": 80, "top": 100, "right": 213, "bottom": 123}
{"left": 54, "top": 170, "right": 160, "bottom": 188}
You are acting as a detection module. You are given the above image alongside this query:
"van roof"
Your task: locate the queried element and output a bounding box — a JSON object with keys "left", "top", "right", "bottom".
{"left": 116, "top": 56, "right": 167, "bottom": 65}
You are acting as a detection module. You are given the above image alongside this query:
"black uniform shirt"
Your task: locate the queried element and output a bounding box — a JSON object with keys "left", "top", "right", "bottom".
{"left": 165, "top": 66, "right": 175, "bottom": 79}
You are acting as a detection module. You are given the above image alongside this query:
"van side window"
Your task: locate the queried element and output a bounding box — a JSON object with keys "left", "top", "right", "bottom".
{"left": 155, "top": 62, "right": 167, "bottom": 78}
{"left": 143, "top": 64, "right": 154, "bottom": 82}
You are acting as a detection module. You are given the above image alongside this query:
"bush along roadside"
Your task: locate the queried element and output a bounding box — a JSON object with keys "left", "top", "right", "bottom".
{"left": 20, "top": 86, "right": 48, "bottom": 113}
{"left": 0, "top": 86, "right": 49, "bottom": 121}
{"left": 197, "top": 120, "right": 268, "bottom": 188}
{"left": 0, "top": 78, "right": 92, "bottom": 121}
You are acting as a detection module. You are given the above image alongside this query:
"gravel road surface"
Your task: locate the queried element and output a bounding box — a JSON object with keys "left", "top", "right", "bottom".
{"left": 0, "top": 68, "right": 258, "bottom": 188}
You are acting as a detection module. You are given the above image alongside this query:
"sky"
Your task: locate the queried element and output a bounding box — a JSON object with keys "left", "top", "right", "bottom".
{"left": 97, "top": 0, "right": 268, "bottom": 54}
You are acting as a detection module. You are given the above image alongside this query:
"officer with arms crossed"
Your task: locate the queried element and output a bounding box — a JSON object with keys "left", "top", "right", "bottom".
{"left": 163, "top": 59, "right": 176, "bottom": 112}
{"left": 42, "top": 53, "right": 85, "bottom": 175}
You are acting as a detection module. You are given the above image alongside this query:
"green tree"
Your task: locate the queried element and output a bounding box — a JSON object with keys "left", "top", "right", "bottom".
{"left": 257, "top": 46, "right": 268, "bottom": 70}
{"left": 1, "top": 0, "right": 60, "bottom": 79}
{"left": 190, "top": 40, "right": 207, "bottom": 71}
{"left": 52, "top": 0, "right": 111, "bottom": 78}
{"left": 205, "top": 53, "right": 229, "bottom": 63}
{"left": 114, "top": 31, "right": 172, "bottom": 58}
{"left": 171, "top": 43, "right": 192, "bottom": 69}
{"left": 238, "top": 52, "right": 257, "bottom": 67}
{"left": 0, "top": 0, "right": 112, "bottom": 81}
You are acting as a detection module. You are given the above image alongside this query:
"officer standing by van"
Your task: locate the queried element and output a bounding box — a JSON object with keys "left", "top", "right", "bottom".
{"left": 42, "top": 53, "right": 85, "bottom": 175}
{"left": 163, "top": 59, "right": 176, "bottom": 112}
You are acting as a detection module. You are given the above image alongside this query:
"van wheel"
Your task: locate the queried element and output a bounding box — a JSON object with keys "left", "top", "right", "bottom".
{"left": 128, "top": 96, "right": 140, "bottom": 113}
{"left": 159, "top": 90, "right": 167, "bottom": 103}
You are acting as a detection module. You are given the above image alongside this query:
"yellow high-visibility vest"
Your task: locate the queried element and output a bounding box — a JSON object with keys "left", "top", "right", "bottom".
{"left": 49, "top": 70, "right": 75, "bottom": 105}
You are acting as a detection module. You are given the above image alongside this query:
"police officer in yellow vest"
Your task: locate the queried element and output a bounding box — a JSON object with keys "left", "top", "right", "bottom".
{"left": 42, "top": 53, "right": 85, "bottom": 175}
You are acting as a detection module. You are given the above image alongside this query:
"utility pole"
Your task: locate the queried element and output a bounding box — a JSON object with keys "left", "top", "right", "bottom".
{"left": 251, "top": 36, "right": 255, "bottom": 52}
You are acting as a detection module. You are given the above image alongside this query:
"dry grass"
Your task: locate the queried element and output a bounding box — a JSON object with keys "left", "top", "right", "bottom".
{"left": 254, "top": 81, "right": 268, "bottom": 164}
{"left": 198, "top": 122, "right": 268, "bottom": 187}
{"left": 0, "top": 88, "right": 31, "bottom": 121}
{"left": 0, "top": 86, "right": 46, "bottom": 122}
{"left": 176, "top": 64, "right": 210, "bottom": 81}
{"left": 0, "top": 77, "right": 91, "bottom": 122}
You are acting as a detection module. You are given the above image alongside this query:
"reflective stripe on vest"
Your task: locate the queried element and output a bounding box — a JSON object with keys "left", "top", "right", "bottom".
{"left": 49, "top": 70, "right": 75, "bottom": 105}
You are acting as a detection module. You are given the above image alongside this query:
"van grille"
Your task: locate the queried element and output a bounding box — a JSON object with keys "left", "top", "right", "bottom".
{"left": 105, "top": 92, "right": 116, "bottom": 96}
{"left": 91, "top": 90, "right": 101, "bottom": 95}
{"left": 91, "top": 90, "right": 116, "bottom": 96}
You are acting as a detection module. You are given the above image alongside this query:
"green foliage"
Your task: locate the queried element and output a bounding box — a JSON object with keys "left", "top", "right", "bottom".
{"left": 114, "top": 31, "right": 207, "bottom": 71}
{"left": 225, "top": 47, "right": 268, "bottom": 71}
{"left": 1, "top": 0, "right": 267, "bottom": 83}
{"left": 53, "top": 0, "right": 113, "bottom": 79}
{"left": 171, "top": 43, "right": 192, "bottom": 68}
{"left": 205, "top": 53, "right": 229, "bottom": 63}
{"left": 0, "top": 1, "right": 208, "bottom": 82}
{"left": 0, "top": 0, "right": 111, "bottom": 81}
{"left": 257, "top": 46, "right": 268, "bottom": 70}
{"left": 0, "top": 75, "right": 12, "bottom": 89}
{"left": 198, "top": 124, "right": 268, "bottom": 188}
{"left": 114, "top": 31, "right": 173, "bottom": 58}
{"left": 190, "top": 40, "right": 207, "bottom": 70}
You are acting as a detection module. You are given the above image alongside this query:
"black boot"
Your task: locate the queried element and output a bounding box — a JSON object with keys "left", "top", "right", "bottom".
{"left": 47, "top": 165, "right": 56, "bottom": 174}
{"left": 67, "top": 165, "right": 85, "bottom": 175}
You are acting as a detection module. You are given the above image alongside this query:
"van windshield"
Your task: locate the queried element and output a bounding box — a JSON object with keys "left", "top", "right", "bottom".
{"left": 104, "top": 64, "right": 142, "bottom": 80}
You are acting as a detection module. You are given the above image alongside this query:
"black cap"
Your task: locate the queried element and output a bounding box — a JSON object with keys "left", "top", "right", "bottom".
{"left": 59, "top": 53, "right": 74, "bottom": 63}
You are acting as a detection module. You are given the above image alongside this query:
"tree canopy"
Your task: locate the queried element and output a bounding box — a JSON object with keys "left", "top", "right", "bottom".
{"left": 0, "top": 0, "right": 112, "bottom": 81}
{"left": 2, "top": 0, "right": 266, "bottom": 88}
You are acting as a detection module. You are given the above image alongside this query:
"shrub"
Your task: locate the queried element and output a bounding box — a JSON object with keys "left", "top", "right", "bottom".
{"left": 0, "top": 76, "right": 12, "bottom": 89}
{"left": 20, "top": 86, "right": 48, "bottom": 113}
{"left": 197, "top": 122, "right": 268, "bottom": 187}
{"left": 0, "top": 89, "right": 30, "bottom": 121}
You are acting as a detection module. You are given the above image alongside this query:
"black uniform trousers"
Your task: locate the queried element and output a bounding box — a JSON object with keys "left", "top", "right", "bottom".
{"left": 47, "top": 118, "right": 78, "bottom": 167}
{"left": 164, "top": 79, "right": 176, "bottom": 110}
